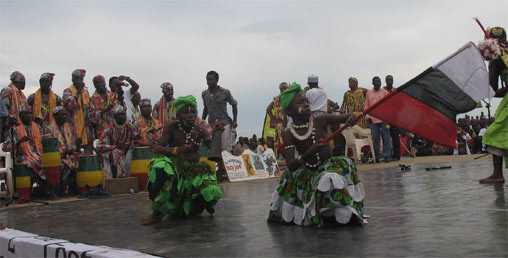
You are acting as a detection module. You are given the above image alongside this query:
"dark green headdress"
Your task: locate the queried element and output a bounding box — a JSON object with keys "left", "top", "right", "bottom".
{"left": 175, "top": 95, "right": 197, "bottom": 112}
{"left": 490, "top": 27, "right": 507, "bottom": 41}
{"left": 280, "top": 82, "right": 303, "bottom": 110}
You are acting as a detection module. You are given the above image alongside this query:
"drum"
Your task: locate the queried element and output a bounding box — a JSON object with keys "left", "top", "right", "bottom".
{"left": 130, "top": 147, "right": 153, "bottom": 191}
{"left": 76, "top": 154, "right": 104, "bottom": 193}
{"left": 14, "top": 164, "right": 32, "bottom": 202}
{"left": 41, "top": 137, "right": 61, "bottom": 187}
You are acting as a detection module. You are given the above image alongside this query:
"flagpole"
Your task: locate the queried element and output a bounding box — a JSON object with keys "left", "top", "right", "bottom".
{"left": 474, "top": 18, "right": 488, "bottom": 38}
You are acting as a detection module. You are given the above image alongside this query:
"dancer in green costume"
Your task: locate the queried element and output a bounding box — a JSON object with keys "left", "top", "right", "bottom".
{"left": 479, "top": 26, "right": 508, "bottom": 184}
{"left": 143, "top": 96, "right": 223, "bottom": 225}
{"left": 268, "top": 83, "right": 367, "bottom": 226}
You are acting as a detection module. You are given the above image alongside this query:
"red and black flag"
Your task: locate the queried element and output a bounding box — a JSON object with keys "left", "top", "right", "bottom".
{"left": 366, "top": 42, "right": 493, "bottom": 148}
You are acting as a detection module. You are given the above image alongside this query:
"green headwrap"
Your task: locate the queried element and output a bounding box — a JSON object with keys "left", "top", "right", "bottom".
{"left": 280, "top": 82, "right": 303, "bottom": 110}
{"left": 490, "top": 27, "right": 507, "bottom": 41}
{"left": 175, "top": 95, "right": 197, "bottom": 112}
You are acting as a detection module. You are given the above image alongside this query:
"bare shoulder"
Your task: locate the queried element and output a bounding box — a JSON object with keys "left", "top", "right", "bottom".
{"left": 315, "top": 113, "right": 349, "bottom": 125}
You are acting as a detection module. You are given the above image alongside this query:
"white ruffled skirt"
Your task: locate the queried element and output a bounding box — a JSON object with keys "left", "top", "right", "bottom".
{"left": 268, "top": 156, "right": 366, "bottom": 226}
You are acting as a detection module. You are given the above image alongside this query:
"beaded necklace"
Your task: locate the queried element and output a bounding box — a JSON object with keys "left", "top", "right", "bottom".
{"left": 177, "top": 122, "right": 201, "bottom": 146}
{"left": 289, "top": 118, "right": 321, "bottom": 169}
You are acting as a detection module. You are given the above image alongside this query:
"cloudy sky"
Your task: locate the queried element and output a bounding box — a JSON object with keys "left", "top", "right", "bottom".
{"left": 1, "top": 0, "right": 506, "bottom": 136}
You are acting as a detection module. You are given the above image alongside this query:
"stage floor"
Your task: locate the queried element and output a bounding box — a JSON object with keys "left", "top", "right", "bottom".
{"left": 2, "top": 158, "right": 507, "bottom": 257}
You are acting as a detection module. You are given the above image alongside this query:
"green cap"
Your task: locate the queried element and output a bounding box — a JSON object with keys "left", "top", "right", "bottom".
{"left": 175, "top": 95, "right": 197, "bottom": 112}
{"left": 280, "top": 82, "right": 303, "bottom": 110}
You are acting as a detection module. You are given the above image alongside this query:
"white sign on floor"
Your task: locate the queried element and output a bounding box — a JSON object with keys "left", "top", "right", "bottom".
{"left": 223, "top": 148, "right": 281, "bottom": 182}
{"left": 0, "top": 228, "right": 160, "bottom": 258}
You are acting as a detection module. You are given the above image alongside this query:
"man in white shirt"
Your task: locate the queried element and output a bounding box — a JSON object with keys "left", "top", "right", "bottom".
{"left": 305, "top": 75, "right": 328, "bottom": 117}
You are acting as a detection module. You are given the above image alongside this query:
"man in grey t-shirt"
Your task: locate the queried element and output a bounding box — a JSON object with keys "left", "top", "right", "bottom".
{"left": 202, "top": 70, "right": 238, "bottom": 181}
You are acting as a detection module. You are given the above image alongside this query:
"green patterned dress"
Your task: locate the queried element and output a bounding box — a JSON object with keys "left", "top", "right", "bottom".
{"left": 483, "top": 56, "right": 508, "bottom": 162}
{"left": 269, "top": 156, "right": 366, "bottom": 226}
{"left": 148, "top": 156, "right": 223, "bottom": 217}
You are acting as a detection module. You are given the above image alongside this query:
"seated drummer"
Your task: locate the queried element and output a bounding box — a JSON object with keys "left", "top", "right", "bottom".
{"left": 3, "top": 105, "right": 44, "bottom": 193}
{"left": 48, "top": 106, "right": 79, "bottom": 195}
{"left": 143, "top": 96, "right": 223, "bottom": 225}
{"left": 98, "top": 105, "right": 135, "bottom": 178}
{"left": 134, "top": 99, "right": 162, "bottom": 147}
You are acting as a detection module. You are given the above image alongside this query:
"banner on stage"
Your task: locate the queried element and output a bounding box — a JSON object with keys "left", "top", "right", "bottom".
{"left": 222, "top": 151, "right": 249, "bottom": 181}
{"left": 222, "top": 148, "right": 281, "bottom": 182}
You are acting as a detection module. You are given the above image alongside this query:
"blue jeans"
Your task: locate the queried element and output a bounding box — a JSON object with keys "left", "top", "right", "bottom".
{"left": 369, "top": 123, "right": 393, "bottom": 161}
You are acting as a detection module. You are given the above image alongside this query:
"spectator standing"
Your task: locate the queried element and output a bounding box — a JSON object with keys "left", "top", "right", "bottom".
{"left": 365, "top": 76, "right": 392, "bottom": 162}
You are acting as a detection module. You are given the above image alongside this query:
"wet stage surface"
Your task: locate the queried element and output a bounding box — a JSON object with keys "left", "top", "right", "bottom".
{"left": 2, "top": 159, "right": 508, "bottom": 257}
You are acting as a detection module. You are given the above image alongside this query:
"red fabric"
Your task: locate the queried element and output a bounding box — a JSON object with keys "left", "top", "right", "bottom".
{"left": 16, "top": 188, "right": 31, "bottom": 203}
{"left": 364, "top": 89, "right": 389, "bottom": 124}
{"left": 367, "top": 92, "right": 457, "bottom": 148}
{"left": 44, "top": 166, "right": 61, "bottom": 187}
{"left": 133, "top": 174, "right": 147, "bottom": 191}
{"left": 16, "top": 122, "right": 43, "bottom": 176}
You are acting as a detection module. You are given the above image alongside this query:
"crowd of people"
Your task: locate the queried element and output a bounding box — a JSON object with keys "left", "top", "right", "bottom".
{"left": 0, "top": 70, "right": 236, "bottom": 203}
{"left": 456, "top": 114, "right": 493, "bottom": 155}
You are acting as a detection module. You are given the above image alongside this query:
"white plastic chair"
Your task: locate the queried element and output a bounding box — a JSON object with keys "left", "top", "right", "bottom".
{"left": 343, "top": 125, "right": 376, "bottom": 163}
{"left": 0, "top": 143, "right": 14, "bottom": 200}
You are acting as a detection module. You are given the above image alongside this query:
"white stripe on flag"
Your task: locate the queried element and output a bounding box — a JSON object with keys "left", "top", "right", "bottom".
{"left": 433, "top": 42, "right": 494, "bottom": 101}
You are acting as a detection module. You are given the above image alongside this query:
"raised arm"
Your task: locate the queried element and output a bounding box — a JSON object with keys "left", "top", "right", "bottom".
{"left": 125, "top": 76, "right": 140, "bottom": 95}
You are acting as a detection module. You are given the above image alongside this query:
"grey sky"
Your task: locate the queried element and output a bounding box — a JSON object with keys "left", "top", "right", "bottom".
{"left": 1, "top": 0, "right": 506, "bottom": 136}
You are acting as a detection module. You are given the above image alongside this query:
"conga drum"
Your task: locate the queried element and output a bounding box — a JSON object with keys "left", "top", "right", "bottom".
{"left": 76, "top": 154, "right": 104, "bottom": 193}
{"left": 14, "top": 164, "right": 32, "bottom": 202}
{"left": 130, "top": 147, "right": 153, "bottom": 191}
{"left": 41, "top": 137, "right": 61, "bottom": 188}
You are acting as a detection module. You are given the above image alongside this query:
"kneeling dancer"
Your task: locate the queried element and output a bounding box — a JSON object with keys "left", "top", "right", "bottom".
{"left": 268, "top": 83, "right": 366, "bottom": 226}
{"left": 144, "top": 96, "right": 223, "bottom": 224}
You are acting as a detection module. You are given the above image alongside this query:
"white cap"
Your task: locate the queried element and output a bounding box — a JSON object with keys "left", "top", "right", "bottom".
{"left": 308, "top": 74, "right": 319, "bottom": 84}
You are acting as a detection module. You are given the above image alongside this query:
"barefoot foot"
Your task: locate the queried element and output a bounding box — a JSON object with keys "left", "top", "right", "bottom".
{"left": 479, "top": 175, "right": 505, "bottom": 184}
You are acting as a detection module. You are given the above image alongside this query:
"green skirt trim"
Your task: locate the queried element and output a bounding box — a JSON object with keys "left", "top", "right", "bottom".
{"left": 484, "top": 93, "right": 508, "bottom": 151}
{"left": 149, "top": 156, "right": 223, "bottom": 217}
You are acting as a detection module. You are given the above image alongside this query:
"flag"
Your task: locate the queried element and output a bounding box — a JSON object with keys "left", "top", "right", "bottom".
{"left": 366, "top": 42, "right": 493, "bottom": 148}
